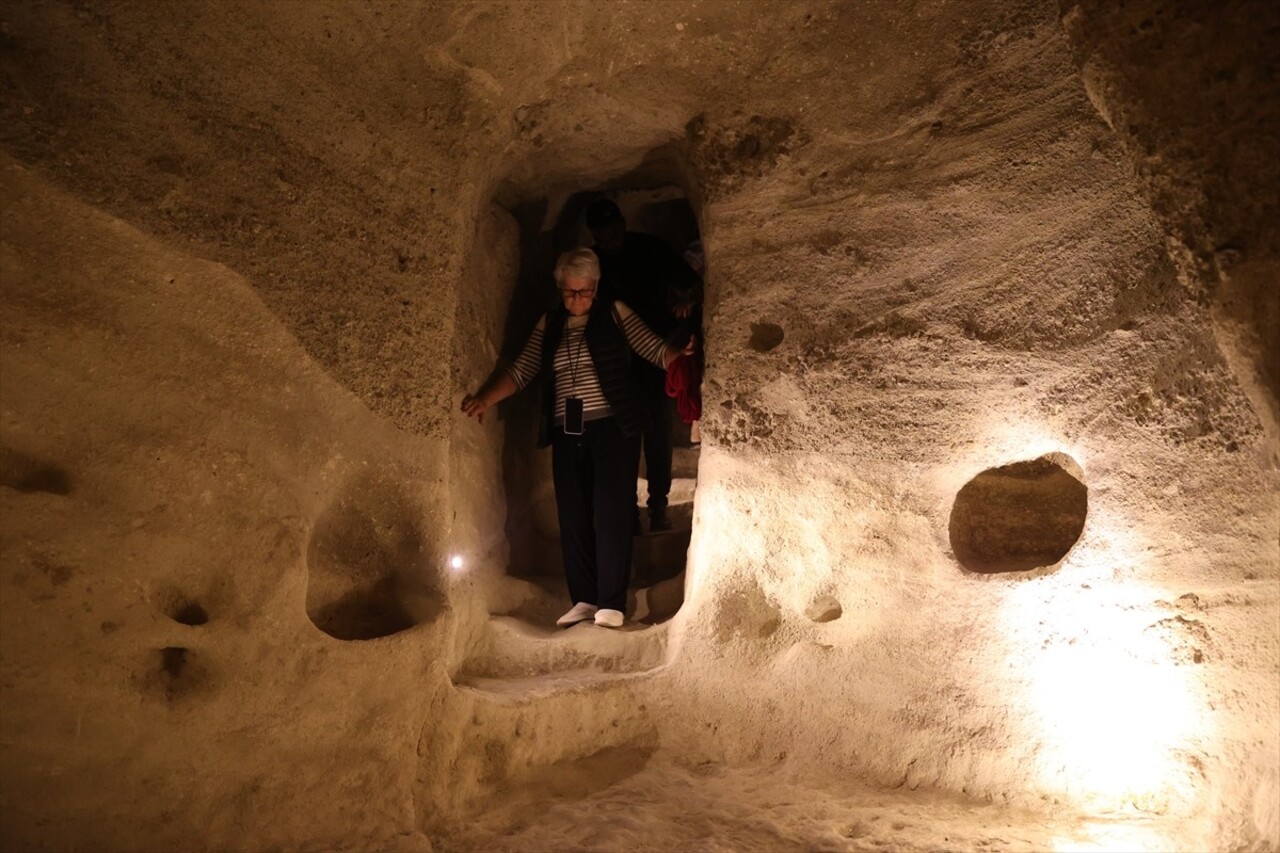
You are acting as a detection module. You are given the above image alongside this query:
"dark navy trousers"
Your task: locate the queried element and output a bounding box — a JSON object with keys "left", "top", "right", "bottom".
{"left": 551, "top": 417, "right": 641, "bottom": 612}
{"left": 633, "top": 363, "right": 673, "bottom": 513}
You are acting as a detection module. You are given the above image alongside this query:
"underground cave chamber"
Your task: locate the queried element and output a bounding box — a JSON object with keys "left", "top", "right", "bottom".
{"left": 0, "top": 1, "right": 1277, "bottom": 851}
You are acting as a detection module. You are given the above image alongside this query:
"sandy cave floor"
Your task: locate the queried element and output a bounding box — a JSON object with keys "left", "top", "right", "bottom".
{"left": 428, "top": 753, "right": 1179, "bottom": 853}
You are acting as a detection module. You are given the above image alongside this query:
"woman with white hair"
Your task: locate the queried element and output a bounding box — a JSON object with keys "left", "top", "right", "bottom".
{"left": 462, "top": 248, "right": 694, "bottom": 629}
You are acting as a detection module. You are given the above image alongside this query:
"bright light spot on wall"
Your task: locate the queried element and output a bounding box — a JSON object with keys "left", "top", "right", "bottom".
{"left": 449, "top": 554, "right": 464, "bottom": 571}
{"left": 1052, "top": 820, "right": 1180, "bottom": 853}
{"left": 1000, "top": 581, "right": 1209, "bottom": 816}
{"left": 983, "top": 420, "right": 1090, "bottom": 472}
{"left": 683, "top": 452, "right": 768, "bottom": 601}
{"left": 1030, "top": 634, "right": 1194, "bottom": 806}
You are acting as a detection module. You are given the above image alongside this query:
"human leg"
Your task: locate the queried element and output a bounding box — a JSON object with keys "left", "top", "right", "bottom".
{"left": 590, "top": 418, "right": 641, "bottom": 613}
{"left": 640, "top": 364, "right": 673, "bottom": 525}
{"left": 551, "top": 431, "right": 597, "bottom": 607}
{"left": 628, "top": 421, "right": 643, "bottom": 536}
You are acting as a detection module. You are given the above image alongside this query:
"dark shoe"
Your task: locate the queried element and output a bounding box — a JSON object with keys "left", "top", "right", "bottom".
{"left": 649, "top": 507, "right": 672, "bottom": 532}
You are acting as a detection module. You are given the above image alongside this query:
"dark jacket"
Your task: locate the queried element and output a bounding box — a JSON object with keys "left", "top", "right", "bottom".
{"left": 537, "top": 299, "right": 648, "bottom": 448}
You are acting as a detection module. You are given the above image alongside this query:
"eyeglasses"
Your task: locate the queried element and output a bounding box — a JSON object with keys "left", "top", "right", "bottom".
{"left": 560, "top": 287, "right": 596, "bottom": 299}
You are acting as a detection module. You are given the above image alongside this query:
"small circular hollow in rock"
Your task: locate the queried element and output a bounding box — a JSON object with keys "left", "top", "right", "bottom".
{"left": 748, "top": 322, "right": 784, "bottom": 352}
{"left": 0, "top": 446, "right": 71, "bottom": 495}
{"left": 148, "top": 646, "right": 207, "bottom": 703}
{"left": 805, "top": 595, "right": 843, "bottom": 623}
{"left": 949, "top": 452, "right": 1087, "bottom": 574}
{"left": 305, "top": 472, "right": 444, "bottom": 641}
{"left": 170, "top": 601, "right": 209, "bottom": 626}
{"left": 160, "top": 646, "right": 188, "bottom": 679}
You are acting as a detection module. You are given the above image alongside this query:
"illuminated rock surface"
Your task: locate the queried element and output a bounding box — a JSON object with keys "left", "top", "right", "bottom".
{"left": 0, "top": 1, "right": 1276, "bottom": 851}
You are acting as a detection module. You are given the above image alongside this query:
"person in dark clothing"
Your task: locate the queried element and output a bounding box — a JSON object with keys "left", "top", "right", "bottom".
{"left": 585, "top": 198, "right": 702, "bottom": 532}
{"left": 461, "top": 249, "right": 693, "bottom": 629}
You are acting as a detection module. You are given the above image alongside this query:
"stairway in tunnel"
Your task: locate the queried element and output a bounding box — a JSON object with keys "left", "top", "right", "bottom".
{"left": 452, "top": 435, "right": 698, "bottom": 711}
{"left": 631, "top": 441, "right": 699, "bottom": 623}
{"left": 454, "top": 440, "right": 697, "bottom": 697}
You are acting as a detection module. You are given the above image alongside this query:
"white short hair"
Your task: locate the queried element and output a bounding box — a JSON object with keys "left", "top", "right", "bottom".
{"left": 554, "top": 248, "right": 600, "bottom": 287}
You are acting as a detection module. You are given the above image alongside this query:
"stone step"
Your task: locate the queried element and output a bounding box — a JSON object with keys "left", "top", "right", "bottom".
{"left": 451, "top": 665, "right": 662, "bottom": 703}
{"left": 634, "top": 473, "right": 694, "bottom": 588}
{"left": 456, "top": 615, "right": 669, "bottom": 681}
{"left": 671, "top": 445, "right": 701, "bottom": 479}
{"left": 425, "top": 667, "right": 659, "bottom": 825}
{"left": 630, "top": 570, "right": 686, "bottom": 625}
{"left": 636, "top": 475, "right": 698, "bottom": 510}
{"left": 632, "top": 527, "right": 691, "bottom": 585}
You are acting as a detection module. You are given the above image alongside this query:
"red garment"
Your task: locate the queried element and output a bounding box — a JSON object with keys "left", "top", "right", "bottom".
{"left": 665, "top": 354, "right": 702, "bottom": 423}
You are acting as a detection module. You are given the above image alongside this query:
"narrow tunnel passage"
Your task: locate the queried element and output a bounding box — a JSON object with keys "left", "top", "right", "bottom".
{"left": 495, "top": 182, "right": 704, "bottom": 630}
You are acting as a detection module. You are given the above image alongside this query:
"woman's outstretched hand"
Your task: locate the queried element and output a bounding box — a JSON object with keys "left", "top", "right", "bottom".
{"left": 461, "top": 373, "right": 517, "bottom": 423}
{"left": 461, "top": 392, "right": 489, "bottom": 423}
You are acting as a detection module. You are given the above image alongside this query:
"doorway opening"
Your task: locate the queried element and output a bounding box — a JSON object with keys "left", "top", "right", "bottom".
{"left": 496, "top": 184, "right": 704, "bottom": 628}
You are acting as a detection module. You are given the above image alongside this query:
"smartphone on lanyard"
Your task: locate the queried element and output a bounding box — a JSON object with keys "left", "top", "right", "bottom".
{"left": 564, "top": 397, "right": 585, "bottom": 435}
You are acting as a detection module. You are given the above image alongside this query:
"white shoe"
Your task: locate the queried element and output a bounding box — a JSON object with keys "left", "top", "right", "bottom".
{"left": 556, "top": 602, "right": 598, "bottom": 627}
{"left": 594, "top": 608, "right": 624, "bottom": 628}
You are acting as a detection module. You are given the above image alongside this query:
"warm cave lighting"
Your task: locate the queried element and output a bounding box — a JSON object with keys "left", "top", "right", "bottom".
{"left": 449, "top": 554, "right": 464, "bottom": 571}
{"left": 1053, "top": 821, "right": 1178, "bottom": 853}
{"left": 1030, "top": 626, "right": 1196, "bottom": 801}
{"left": 1003, "top": 580, "right": 1208, "bottom": 853}
{"left": 980, "top": 419, "right": 1090, "bottom": 475}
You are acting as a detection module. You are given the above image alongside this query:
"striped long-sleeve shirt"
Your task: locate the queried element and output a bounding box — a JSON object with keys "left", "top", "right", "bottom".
{"left": 506, "top": 301, "right": 669, "bottom": 424}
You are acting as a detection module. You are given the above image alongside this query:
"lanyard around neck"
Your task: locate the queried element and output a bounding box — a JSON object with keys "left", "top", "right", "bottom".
{"left": 567, "top": 317, "right": 587, "bottom": 395}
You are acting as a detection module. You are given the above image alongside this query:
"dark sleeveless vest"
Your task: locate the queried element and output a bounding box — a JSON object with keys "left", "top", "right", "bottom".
{"left": 537, "top": 299, "right": 648, "bottom": 447}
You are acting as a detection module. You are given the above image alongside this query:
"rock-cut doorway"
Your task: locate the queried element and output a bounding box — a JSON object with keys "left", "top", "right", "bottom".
{"left": 496, "top": 185, "right": 703, "bottom": 628}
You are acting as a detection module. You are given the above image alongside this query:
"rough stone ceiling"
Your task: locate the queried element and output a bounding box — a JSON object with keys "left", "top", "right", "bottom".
{"left": 1, "top": 1, "right": 1103, "bottom": 425}
{"left": 5, "top": 1, "right": 1273, "bottom": 435}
